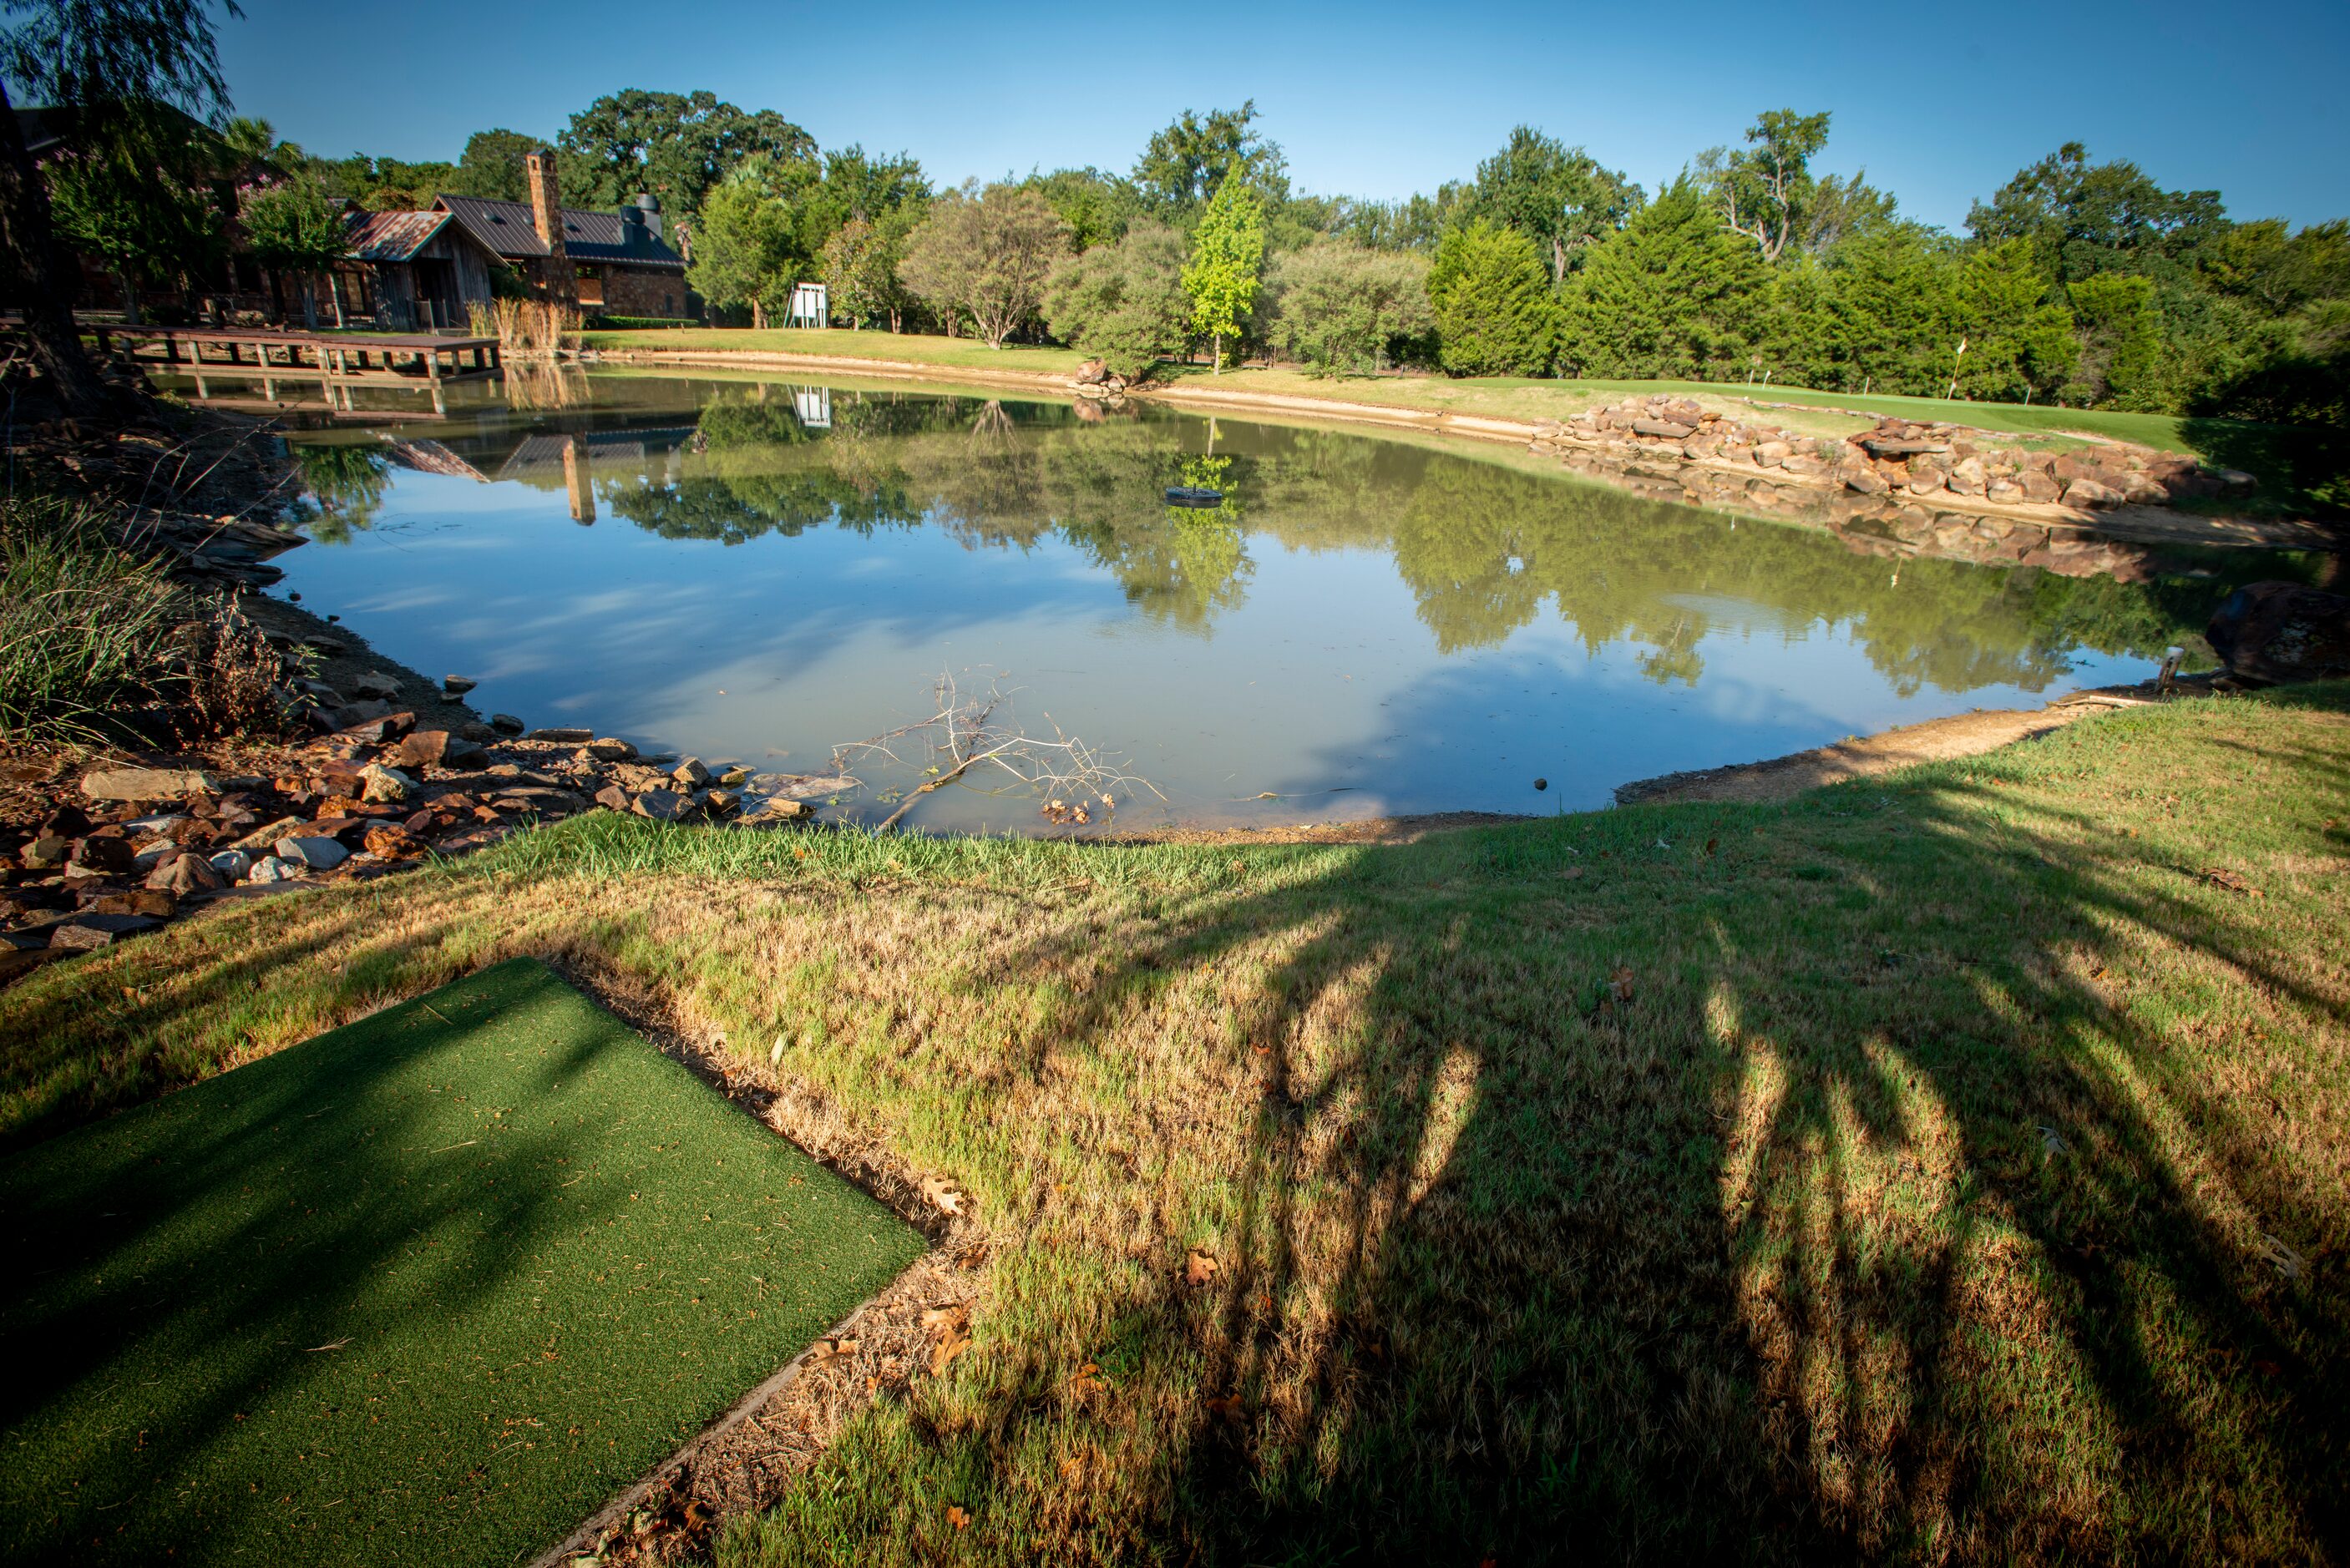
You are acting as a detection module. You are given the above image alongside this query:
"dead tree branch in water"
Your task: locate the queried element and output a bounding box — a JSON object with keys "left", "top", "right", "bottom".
{"left": 832, "top": 671, "right": 1159, "bottom": 832}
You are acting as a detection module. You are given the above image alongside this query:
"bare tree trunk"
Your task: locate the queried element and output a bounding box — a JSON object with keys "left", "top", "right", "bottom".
{"left": 751, "top": 297, "right": 765, "bottom": 330}
{"left": 115, "top": 266, "right": 142, "bottom": 326}
{"left": 0, "top": 79, "right": 110, "bottom": 417}
{"left": 1213, "top": 331, "right": 1222, "bottom": 374}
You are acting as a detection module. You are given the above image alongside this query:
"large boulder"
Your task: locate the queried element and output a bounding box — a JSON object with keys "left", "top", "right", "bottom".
{"left": 2206, "top": 583, "right": 2350, "bottom": 685}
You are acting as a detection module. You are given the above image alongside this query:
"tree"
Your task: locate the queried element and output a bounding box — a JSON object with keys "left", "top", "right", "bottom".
{"left": 899, "top": 182, "right": 1068, "bottom": 347}
{"left": 1557, "top": 182, "right": 1763, "bottom": 380}
{"left": 1042, "top": 224, "right": 1189, "bottom": 379}
{"left": 1133, "top": 102, "right": 1288, "bottom": 216}
{"left": 1703, "top": 109, "right": 1832, "bottom": 265}
{"left": 1968, "top": 143, "right": 2226, "bottom": 288}
{"left": 687, "top": 154, "right": 803, "bottom": 328}
{"left": 1461, "top": 126, "right": 1640, "bottom": 283}
{"left": 1263, "top": 238, "right": 1434, "bottom": 375}
{"left": 822, "top": 207, "right": 921, "bottom": 331}
{"left": 1427, "top": 219, "right": 1557, "bottom": 377}
{"left": 1021, "top": 166, "right": 1140, "bottom": 251}
{"left": 44, "top": 106, "right": 222, "bottom": 322}
{"left": 1949, "top": 239, "right": 2077, "bottom": 401}
{"left": 449, "top": 128, "right": 539, "bottom": 201}
{"left": 1, "top": 0, "right": 241, "bottom": 416}
{"left": 1182, "top": 177, "right": 1264, "bottom": 372}
{"left": 557, "top": 89, "right": 814, "bottom": 221}
{"left": 1817, "top": 222, "right": 1957, "bottom": 393}
{"left": 240, "top": 175, "right": 348, "bottom": 328}
{"left": 2066, "top": 271, "right": 2165, "bottom": 407}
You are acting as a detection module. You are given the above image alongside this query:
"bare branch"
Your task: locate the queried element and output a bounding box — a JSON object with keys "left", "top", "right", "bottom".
{"left": 831, "top": 670, "right": 1161, "bottom": 833}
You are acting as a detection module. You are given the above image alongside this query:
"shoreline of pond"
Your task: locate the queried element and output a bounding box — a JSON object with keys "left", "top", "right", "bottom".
{"left": 579, "top": 345, "right": 2340, "bottom": 556}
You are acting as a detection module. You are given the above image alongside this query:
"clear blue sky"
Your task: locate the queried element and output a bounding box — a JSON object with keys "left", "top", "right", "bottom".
{"left": 216, "top": 0, "right": 2349, "bottom": 230}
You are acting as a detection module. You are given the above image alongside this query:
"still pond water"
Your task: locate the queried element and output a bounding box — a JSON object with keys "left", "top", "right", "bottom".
{"left": 270, "top": 372, "right": 2221, "bottom": 833}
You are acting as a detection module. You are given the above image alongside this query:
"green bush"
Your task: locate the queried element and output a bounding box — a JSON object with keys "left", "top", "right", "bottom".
{"left": 1263, "top": 239, "right": 1434, "bottom": 375}
{"left": 1042, "top": 225, "right": 1190, "bottom": 380}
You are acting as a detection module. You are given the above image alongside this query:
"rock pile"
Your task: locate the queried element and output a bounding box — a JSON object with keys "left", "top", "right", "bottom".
{"left": 1533, "top": 395, "right": 2255, "bottom": 515}
{"left": 1072, "top": 358, "right": 1132, "bottom": 398}
{"left": 1, "top": 716, "right": 841, "bottom": 982}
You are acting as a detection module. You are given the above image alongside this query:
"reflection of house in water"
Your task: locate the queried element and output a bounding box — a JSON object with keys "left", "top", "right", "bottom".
{"left": 494, "top": 427, "right": 701, "bottom": 523}
{"left": 792, "top": 387, "right": 832, "bottom": 429}
{"left": 494, "top": 429, "right": 699, "bottom": 484}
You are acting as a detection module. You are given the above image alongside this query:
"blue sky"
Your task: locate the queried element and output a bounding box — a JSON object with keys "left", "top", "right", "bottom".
{"left": 217, "top": 0, "right": 2349, "bottom": 230}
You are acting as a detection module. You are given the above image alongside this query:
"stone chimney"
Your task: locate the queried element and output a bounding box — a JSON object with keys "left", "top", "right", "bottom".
{"left": 524, "top": 149, "right": 575, "bottom": 301}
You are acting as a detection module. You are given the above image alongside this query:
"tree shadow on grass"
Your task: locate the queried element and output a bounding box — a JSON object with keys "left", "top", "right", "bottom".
{"left": 941, "top": 690, "right": 2350, "bottom": 1562}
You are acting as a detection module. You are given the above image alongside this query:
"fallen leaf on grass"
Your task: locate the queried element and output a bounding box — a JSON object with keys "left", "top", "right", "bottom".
{"left": 1204, "top": 1394, "right": 1243, "bottom": 1420}
{"left": 930, "top": 1330, "right": 970, "bottom": 1378}
{"left": 1184, "top": 1249, "right": 1219, "bottom": 1286}
{"left": 2199, "top": 866, "right": 2261, "bottom": 896}
{"left": 1609, "top": 966, "right": 1636, "bottom": 1004}
{"left": 946, "top": 1504, "right": 971, "bottom": 1530}
{"left": 1069, "top": 1361, "right": 1105, "bottom": 1397}
{"left": 920, "top": 1176, "right": 965, "bottom": 1216}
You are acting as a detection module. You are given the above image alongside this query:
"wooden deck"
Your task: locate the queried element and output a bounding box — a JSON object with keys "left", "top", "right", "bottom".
{"left": 93, "top": 325, "right": 504, "bottom": 414}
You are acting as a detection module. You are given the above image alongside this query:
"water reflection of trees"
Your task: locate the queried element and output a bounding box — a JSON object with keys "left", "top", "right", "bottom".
{"left": 292, "top": 443, "right": 393, "bottom": 544}
{"left": 589, "top": 384, "right": 2265, "bottom": 695}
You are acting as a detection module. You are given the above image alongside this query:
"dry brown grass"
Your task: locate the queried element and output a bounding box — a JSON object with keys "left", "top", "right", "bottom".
{"left": 5, "top": 686, "right": 2347, "bottom": 1564}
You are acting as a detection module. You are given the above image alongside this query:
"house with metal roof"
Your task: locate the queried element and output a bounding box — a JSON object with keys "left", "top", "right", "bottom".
{"left": 339, "top": 208, "right": 502, "bottom": 331}
{"left": 431, "top": 149, "right": 692, "bottom": 321}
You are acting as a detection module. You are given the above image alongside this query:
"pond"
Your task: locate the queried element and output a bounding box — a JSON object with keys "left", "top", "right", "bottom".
{"left": 258, "top": 371, "right": 2288, "bottom": 834}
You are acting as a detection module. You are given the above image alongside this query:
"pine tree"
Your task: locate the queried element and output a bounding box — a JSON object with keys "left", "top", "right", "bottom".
{"left": 1183, "top": 177, "right": 1266, "bottom": 372}
{"left": 1427, "top": 220, "right": 1557, "bottom": 377}
{"left": 1561, "top": 182, "right": 1765, "bottom": 379}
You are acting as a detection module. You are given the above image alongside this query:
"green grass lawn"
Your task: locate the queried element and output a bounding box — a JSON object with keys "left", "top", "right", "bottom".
{"left": 0, "top": 959, "right": 924, "bottom": 1567}
{"left": 4, "top": 689, "right": 2347, "bottom": 1563}
{"left": 580, "top": 326, "right": 1093, "bottom": 377}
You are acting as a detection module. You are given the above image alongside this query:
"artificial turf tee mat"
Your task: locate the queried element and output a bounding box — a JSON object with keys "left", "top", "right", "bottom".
{"left": 0, "top": 957, "right": 924, "bottom": 1566}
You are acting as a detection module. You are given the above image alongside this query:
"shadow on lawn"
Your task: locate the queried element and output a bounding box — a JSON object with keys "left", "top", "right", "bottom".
{"left": 0, "top": 963, "right": 631, "bottom": 1565}
{"left": 963, "top": 695, "right": 2350, "bottom": 1561}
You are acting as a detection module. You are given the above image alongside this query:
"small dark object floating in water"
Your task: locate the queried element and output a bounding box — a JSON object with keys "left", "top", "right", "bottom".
{"left": 1164, "top": 485, "right": 1224, "bottom": 508}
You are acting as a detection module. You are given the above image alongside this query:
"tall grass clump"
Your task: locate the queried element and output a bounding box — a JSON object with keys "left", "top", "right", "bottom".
{"left": 468, "top": 299, "right": 580, "bottom": 357}
{"left": 0, "top": 495, "right": 294, "bottom": 744}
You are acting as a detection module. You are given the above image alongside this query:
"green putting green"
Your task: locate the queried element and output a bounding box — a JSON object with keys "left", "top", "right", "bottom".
{"left": 0, "top": 958, "right": 924, "bottom": 1566}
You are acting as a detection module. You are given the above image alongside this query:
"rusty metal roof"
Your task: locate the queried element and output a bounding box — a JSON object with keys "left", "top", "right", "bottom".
{"left": 344, "top": 209, "right": 453, "bottom": 264}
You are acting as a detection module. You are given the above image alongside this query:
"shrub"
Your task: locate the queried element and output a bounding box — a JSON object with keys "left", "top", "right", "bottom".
{"left": 0, "top": 496, "right": 292, "bottom": 744}
{"left": 1264, "top": 240, "right": 1434, "bottom": 375}
{"left": 1427, "top": 220, "right": 1558, "bottom": 377}
{"left": 1043, "top": 225, "right": 1190, "bottom": 380}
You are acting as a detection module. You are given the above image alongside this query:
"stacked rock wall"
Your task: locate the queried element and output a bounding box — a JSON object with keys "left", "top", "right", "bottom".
{"left": 1534, "top": 394, "right": 2256, "bottom": 518}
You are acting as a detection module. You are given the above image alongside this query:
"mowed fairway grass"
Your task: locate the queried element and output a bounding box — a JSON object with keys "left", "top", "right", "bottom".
{"left": 0, "top": 959, "right": 924, "bottom": 1566}
{"left": 3, "top": 688, "right": 2347, "bottom": 1562}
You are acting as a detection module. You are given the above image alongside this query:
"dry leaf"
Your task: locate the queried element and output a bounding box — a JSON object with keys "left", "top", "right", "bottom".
{"left": 1204, "top": 1394, "right": 1243, "bottom": 1420}
{"left": 920, "top": 1304, "right": 967, "bottom": 1332}
{"left": 1609, "top": 966, "right": 1636, "bottom": 1004}
{"left": 930, "top": 1329, "right": 970, "bottom": 1378}
{"left": 920, "top": 1176, "right": 965, "bottom": 1216}
{"left": 1070, "top": 1361, "right": 1104, "bottom": 1397}
{"left": 2200, "top": 866, "right": 2261, "bottom": 896}
{"left": 1184, "top": 1249, "right": 1218, "bottom": 1286}
{"left": 946, "top": 1504, "right": 971, "bottom": 1530}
